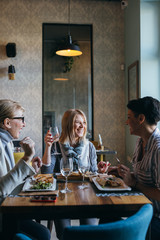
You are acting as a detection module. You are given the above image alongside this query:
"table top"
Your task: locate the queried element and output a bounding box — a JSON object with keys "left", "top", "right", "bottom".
{"left": 96, "top": 149, "right": 117, "bottom": 155}
{"left": 1, "top": 181, "right": 151, "bottom": 219}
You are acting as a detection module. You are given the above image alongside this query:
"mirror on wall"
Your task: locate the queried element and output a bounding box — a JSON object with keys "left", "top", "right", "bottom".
{"left": 42, "top": 23, "right": 93, "bottom": 150}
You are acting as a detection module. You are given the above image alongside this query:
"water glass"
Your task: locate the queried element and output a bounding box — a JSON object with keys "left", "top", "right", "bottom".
{"left": 49, "top": 126, "right": 60, "bottom": 155}
{"left": 60, "top": 157, "right": 73, "bottom": 193}
{"left": 78, "top": 156, "right": 90, "bottom": 189}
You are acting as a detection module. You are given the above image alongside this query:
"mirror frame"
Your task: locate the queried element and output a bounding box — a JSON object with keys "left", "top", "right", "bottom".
{"left": 128, "top": 60, "right": 139, "bottom": 101}
{"left": 42, "top": 23, "right": 94, "bottom": 152}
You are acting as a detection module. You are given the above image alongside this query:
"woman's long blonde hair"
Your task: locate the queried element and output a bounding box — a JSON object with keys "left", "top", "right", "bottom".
{"left": 60, "top": 109, "right": 87, "bottom": 145}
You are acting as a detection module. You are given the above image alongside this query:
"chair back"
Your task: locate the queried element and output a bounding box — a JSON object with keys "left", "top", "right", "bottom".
{"left": 63, "top": 203, "right": 153, "bottom": 240}
{"left": 13, "top": 233, "right": 32, "bottom": 240}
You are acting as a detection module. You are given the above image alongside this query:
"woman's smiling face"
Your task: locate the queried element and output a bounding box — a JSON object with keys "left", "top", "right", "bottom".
{"left": 74, "top": 114, "right": 86, "bottom": 140}
{"left": 126, "top": 109, "right": 141, "bottom": 135}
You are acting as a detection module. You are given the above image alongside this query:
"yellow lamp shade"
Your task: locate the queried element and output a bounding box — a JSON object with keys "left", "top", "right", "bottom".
{"left": 56, "top": 35, "right": 82, "bottom": 57}
{"left": 56, "top": 48, "right": 82, "bottom": 57}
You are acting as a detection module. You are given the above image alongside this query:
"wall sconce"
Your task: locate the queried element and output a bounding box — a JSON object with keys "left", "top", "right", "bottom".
{"left": 6, "top": 43, "right": 16, "bottom": 80}
{"left": 8, "top": 65, "right": 16, "bottom": 80}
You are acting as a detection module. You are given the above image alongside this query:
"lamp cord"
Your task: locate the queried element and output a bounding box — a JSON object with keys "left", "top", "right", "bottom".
{"left": 68, "top": 0, "right": 70, "bottom": 36}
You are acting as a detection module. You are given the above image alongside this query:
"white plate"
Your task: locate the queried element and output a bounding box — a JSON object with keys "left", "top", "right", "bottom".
{"left": 22, "top": 177, "right": 56, "bottom": 192}
{"left": 92, "top": 177, "right": 131, "bottom": 192}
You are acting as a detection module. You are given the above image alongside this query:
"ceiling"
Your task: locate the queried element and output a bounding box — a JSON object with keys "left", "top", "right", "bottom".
{"left": 44, "top": 0, "right": 121, "bottom": 42}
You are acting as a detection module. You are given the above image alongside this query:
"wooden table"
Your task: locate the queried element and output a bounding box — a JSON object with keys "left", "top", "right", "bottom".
{"left": 1, "top": 181, "right": 151, "bottom": 239}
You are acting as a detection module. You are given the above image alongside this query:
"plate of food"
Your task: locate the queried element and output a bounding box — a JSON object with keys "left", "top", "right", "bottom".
{"left": 22, "top": 174, "right": 56, "bottom": 192}
{"left": 92, "top": 175, "right": 131, "bottom": 191}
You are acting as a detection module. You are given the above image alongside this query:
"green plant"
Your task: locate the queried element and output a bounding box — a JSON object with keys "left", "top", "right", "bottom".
{"left": 63, "top": 57, "right": 74, "bottom": 73}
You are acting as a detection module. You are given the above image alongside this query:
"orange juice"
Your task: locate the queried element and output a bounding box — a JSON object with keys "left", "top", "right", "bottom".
{"left": 13, "top": 152, "right": 24, "bottom": 164}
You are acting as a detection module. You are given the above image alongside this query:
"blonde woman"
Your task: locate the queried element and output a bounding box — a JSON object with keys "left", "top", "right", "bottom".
{"left": 42, "top": 109, "right": 98, "bottom": 172}
{"left": 42, "top": 109, "right": 98, "bottom": 239}
{"left": 0, "top": 99, "right": 50, "bottom": 240}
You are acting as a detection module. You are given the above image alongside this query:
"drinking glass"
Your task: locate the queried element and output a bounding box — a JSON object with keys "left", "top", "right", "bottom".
{"left": 78, "top": 156, "right": 90, "bottom": 189}
{"left": 60, "top": 157, "right": 73, "bottom": 193}
{"left": 49, "top": 126, "right": 60, "bottom": 155}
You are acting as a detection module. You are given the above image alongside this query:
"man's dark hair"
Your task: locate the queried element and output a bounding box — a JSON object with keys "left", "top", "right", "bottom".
{"left": 127, "top": 96, "right": 160, "bottom": 125}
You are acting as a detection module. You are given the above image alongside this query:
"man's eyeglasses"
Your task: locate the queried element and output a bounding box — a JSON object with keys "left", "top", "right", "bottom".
{"left": 11, "top": 117, "right": 25, "bottom": 123}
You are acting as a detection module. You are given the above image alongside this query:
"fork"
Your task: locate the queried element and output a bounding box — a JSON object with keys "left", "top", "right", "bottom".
{"left": 116, "top": 157, "right": 121, "bottom": 164}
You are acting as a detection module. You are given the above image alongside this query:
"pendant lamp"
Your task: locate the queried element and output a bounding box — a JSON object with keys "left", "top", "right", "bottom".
{"left": 56, "top": 0, "right": 82, "bottom": 57}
